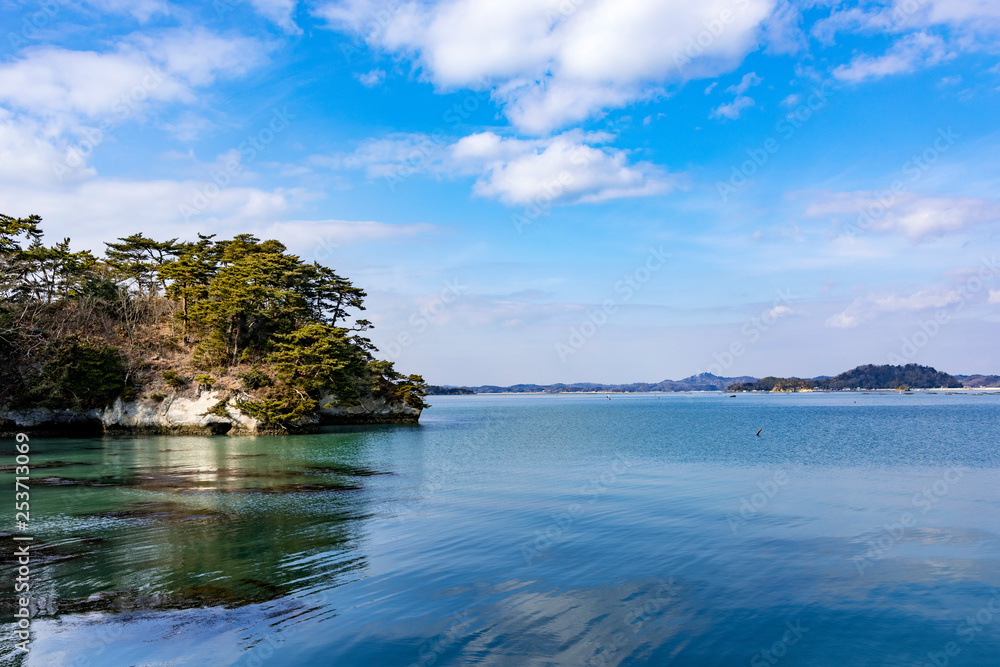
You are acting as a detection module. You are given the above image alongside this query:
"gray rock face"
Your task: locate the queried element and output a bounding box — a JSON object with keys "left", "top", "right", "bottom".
{"left": 0, "top": 391, "right": 421, "bottom": 437}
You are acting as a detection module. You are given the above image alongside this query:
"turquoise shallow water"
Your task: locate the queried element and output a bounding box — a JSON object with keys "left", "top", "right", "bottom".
{"left": 3, "top": 392, "right": 1000, "bottom": 666}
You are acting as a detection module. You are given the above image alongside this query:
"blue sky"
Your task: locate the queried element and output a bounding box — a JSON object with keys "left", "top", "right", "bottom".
{"left": 1, "top": 0, "right": 998, "bottom": 385}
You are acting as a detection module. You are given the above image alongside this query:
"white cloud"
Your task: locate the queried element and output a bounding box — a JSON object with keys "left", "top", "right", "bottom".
{"left": 315, "top": 0, "right": 776, "bottom": 133}
{"left": 766, "top": 304, "right": 793, "bottom": 319}
{"left": 247, "top": 0, "right": 302, "bottom": 33}
{"left": 0, "top": 29, "right": 269, "bottom": 126}
{"left": 357, "top": 68, "right": 386, "bottom": 87}
{"left": 322, "top": 129, "right": 674, "bottom": 205}
{"left": 805, "top": 191, "right": 1000, "bottom": 241}
{"left": 312, "top": 132, "right": 451, "bottom": 178}
{"left": 84, "top": 0, "right": 170, "bottom": 22}
{"left": 261, "top": 219, "right": 434, "bottom": 251}
{"left": 727, "top": 71, "right": 762, "bottom": 95}
{"left": 0, "top": 111, "right": 81, "bottom": 187}
{"left": 827, "top": 287, "right": 962, "bottom": 328}
{"left": 710, "top": 95, "right": 754, "bottom": 119}
{"left": 453, "top": 131, "right": 673, "bottom": 205}
{"left": 815, "top": 0, "right": 1000, "bottom": 42}
{"left": 709, "top": 71, "right": 760, "bottom": 119}
{"left": 827, "top": 261, "right": 1000, "bottom": 329}
{"left": 161, "top": 111, "right": 214, "bottom": 142}
{"left": 833, "top": 32, "right": 951, "bottom": 83}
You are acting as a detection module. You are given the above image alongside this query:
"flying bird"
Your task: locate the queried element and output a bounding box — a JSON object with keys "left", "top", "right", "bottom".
{"left": 756, "top": 428, "right": 763, "bottom": 437}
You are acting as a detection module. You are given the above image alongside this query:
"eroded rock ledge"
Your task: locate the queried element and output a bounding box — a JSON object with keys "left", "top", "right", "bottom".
{"left": 0, "top": 391, "right": 420, "bottom": 437}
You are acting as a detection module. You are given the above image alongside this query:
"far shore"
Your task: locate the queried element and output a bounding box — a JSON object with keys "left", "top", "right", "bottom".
{"left": 429, "top": 387, "right": 1000, "bottom": 395}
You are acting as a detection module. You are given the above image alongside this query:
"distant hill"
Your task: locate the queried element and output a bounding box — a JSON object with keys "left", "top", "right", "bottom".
{"left": 426, "top": 373, "right": 758, "bottom": 394}
{"left": 955, "top": 375, "right": 1000, "bottom": 388}
{"left": 425, "top": 386, "right": 476, "bottom": 395}
{"left": 427, "top": 365, "right": 1000, "bottom": 395}
{"left": 729, "top": 364, "right": 961, "bottom": 392}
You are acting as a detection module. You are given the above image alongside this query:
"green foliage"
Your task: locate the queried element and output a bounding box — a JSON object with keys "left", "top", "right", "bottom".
{"left": 728, "top": 364, "right": 962, "bottom": 391}
{"left": 148, "top": 393, "right": 167, "bottom": 402}
{"left": 163, "top": 370, "right": 186, "bottom": 389}
{"left": 821, "top": 364, "right": 960, "bottom": 390}
{"left": 0, "top": 214, "right": 426, "bottom": 424}
{"left": 269, "top": 324, "right": 367, "bottom": 403}
{"left": 104, "top": 233, "right": 179, "bottom": 296}
{"left": 728, "top": 377, "right": 814, "bottom": 392}
{"left": 192, "top": 330, "right": 230, "bottom": 369}
{"left": 235, "top": 385, "right": 317, "bottom": 426}
{"left": 17, "top": 338, "right": 127, "bottom": 410}
{"left": 239, "top": 367, "right": 272, "bottom": 391}
{"left": 363, "top": 360, "right": 429, "bottom": 409}
{"left": 194, "top": 374, "right": 214, "bottom": 390}
{"left": 204, "top": 399, "right": 230, "bottom": 418}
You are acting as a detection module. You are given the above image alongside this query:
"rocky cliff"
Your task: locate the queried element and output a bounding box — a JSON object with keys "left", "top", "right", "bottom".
{"left": 0, "top": 390, "right": 421, "bottom": 437}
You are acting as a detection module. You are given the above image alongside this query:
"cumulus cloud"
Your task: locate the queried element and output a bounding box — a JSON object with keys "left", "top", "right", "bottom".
{"left": 805, "top": 191, "right": 1000, "bottom": 241}
{"left": 315, "top": 0, "right": 775, "bottom": 133}
{"left": 0, "top": 119, "right": 420, "bottom": 256}
{"left": 833, "top": 32, "right": 951, "bottom": 82}
{"left": 454, "top": 131, "right": 673, "bottom": 204}
{"left": 321, "top": 129, "right": 674, "bottom": 205}
{"left": 0, "top": 29, "right": 269, "bottom": 126}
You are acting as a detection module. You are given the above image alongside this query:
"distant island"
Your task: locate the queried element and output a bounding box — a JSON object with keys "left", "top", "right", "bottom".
{"left": 727, "top": 364, "right": 967, "bottom": 392}
{"left": 0, "top": 214, "right": 427, "bottom": 436}
{"left": 428, "top": 365, "right": 1000, "bottom": 395}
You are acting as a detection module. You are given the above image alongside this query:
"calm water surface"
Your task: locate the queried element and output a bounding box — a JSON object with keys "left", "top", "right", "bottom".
{"left": 3, "top": 392, "right": 1000, "bottom": 666}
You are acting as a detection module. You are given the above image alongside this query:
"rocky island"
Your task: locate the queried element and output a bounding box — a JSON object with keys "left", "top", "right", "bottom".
{"left": 0, "top": 214, "right": 427, "bottom": 436}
